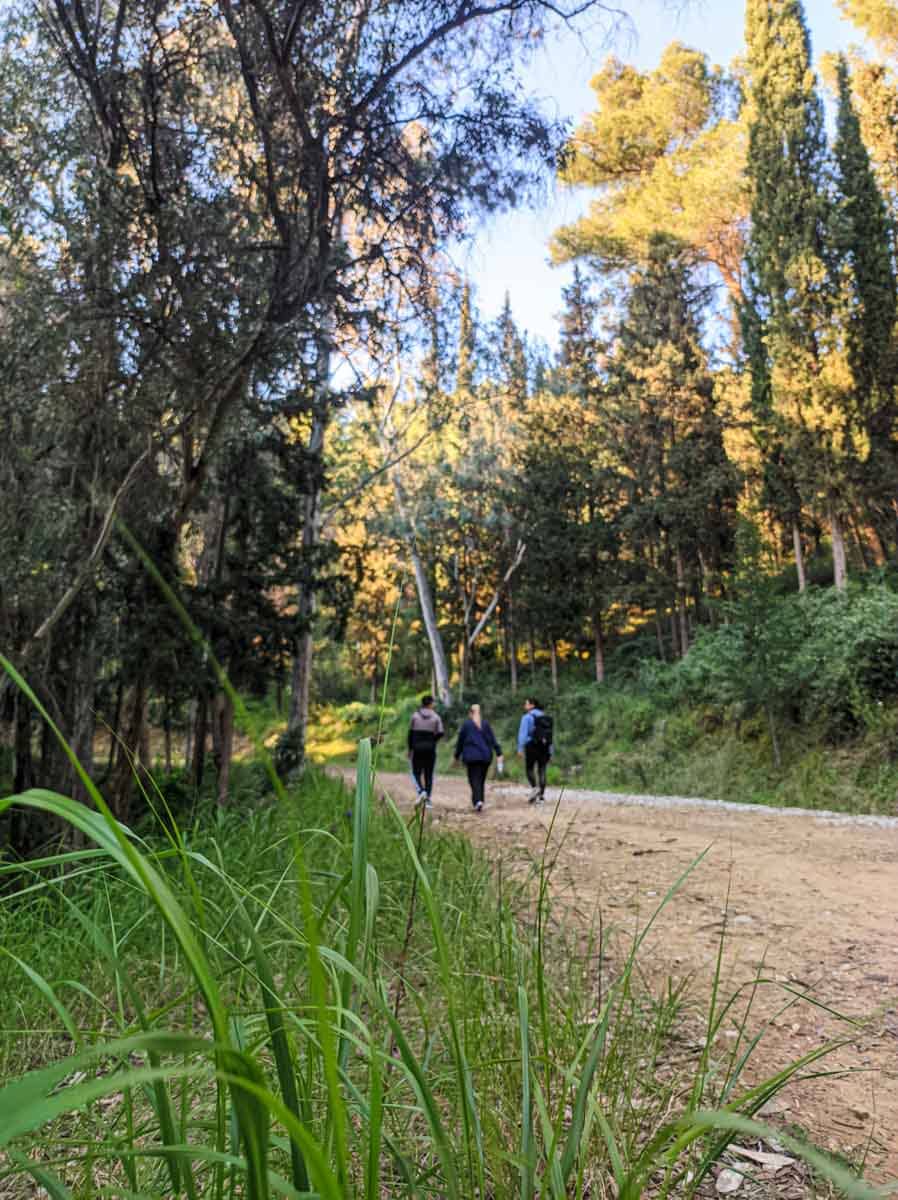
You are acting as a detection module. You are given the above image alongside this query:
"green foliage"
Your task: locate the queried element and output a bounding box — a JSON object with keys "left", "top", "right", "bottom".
{"left": 676, "top": 583, "right": 898, "bottom": 736}
{"left": 552, "top": 41, "right": 746, "bottom": 300}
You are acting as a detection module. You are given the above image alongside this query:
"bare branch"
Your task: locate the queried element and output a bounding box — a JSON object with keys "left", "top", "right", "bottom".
{"left": 468, "top": 539, "right": 526, "bottom": 647}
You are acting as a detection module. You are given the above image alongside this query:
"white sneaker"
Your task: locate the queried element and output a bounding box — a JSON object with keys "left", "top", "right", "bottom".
{"left": 424, "top": 795, "right": 433, "bottom": 809}
{"left": 528, "top": 788, "right": 540, "bottom": 804}
{"left": 475, "top": 800, "right": 483, "bottom": 812}
{"left": 414, "top": 791, "right": 424, "bottom": 808}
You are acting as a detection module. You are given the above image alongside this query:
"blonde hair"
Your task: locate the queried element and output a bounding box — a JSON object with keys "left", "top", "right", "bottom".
{"left": 469, "top": 703, "right": 482, "bottom": 729}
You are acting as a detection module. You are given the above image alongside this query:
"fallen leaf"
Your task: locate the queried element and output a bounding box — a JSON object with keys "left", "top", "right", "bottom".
{"left": 728, "top": 1145, "right": 797, "bottom": 1174}
{"left": 716, "top": 1167, "right": 744, "bottom": 1194}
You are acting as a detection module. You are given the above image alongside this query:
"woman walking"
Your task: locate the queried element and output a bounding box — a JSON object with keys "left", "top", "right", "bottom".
{"left": 453, "top": 703, "right": 503, "bottom": 812}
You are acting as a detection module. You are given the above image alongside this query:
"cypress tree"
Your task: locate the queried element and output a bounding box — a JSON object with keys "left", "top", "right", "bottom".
{"left": 498, "top": 292, "right": 528, "bottom": 405}
{"left": 742, "top": 0, "right": 831, "bottom": 589}
{"left": 832, "top": 54, "right": 898, "bottom": 546}
{"left": 456, "top": 279, "right": 475, "bottom": 398}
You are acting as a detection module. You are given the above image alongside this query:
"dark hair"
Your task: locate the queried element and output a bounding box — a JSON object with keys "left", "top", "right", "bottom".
{"left": 421, "top": 693, "right": 434, "bottom": 707}
{"left": 527, "top": 696, "right": 541, "bottom": 709}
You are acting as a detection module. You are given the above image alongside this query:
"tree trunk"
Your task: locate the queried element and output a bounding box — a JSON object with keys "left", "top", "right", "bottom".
{"left": 192, "top": 691, "right": 208, "bottom": 794}
{"left": 829, "top": 499, "right": 848, "bottom": 592}
{"left": 107, "top": 676, "right": 124, "bottom": 774}
{"left": 385, "top": 455, "right": 452, "bottom": 706}
{"left": 107, "top": 679, "right": 147, "bottom": 822}
{"left": 163, "top": 705, "right": 173, "bottom": 775}
{"left": 216, "top": 692, "right": 234, "bottom": 807}
{"left": 593, "top": 610, "right": 605, "bottom": 684}
{"left": 675, "top": 549, "right": 690, "bottom": 657}
{"left": 408, "top": 540, "right": 452, "bottom": 705}
{"left": 549, "top": 640, "right": 559, "bottom": 693}
{"left": 70, "top": 595, "right": 98, "bottom": 808}
{"left": 138, "top": 693, "right": 150, "bottom": 772}
{"left": 848, "top": 506, "right": 871, "bottom": 570}
{"left": 507, "top": 590, "right": 518, "bottom": 695}
{"left": 655, "top": 614, "right": 667, "bottom": 662}
{"left": 766, "top": 704, "right": 782, "bottom": 771}
{"left": 286, "top": 336, "right": 332, "bottom": 773}
{"left": 184, "top": 698, "right": 195, "bottom": 774}
{"left": 792, "top": 518, "right": 807, "bottom": 593}
{"left": 13, "top": 694, "right": 35, "bottom": 794}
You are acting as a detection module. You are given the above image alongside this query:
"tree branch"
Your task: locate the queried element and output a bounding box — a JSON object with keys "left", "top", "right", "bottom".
{"left": 468, "top": 539, "right": 526, "bottom": 647}
{"left": 1, "top": 444, "right": 151, "bottom": 697}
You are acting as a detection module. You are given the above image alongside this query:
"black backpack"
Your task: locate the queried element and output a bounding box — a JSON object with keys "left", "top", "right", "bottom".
{"left": 532, "top": 711, "right": 553, "bottom": 751}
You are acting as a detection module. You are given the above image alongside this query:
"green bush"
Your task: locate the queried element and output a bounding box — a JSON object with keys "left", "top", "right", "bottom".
{"left": 672, "top": 583, "right": 898, "bottom": 741}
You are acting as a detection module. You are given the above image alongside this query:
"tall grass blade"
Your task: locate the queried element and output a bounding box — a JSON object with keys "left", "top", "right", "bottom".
{"left": 517, "top": 984, "right": 535, "bottom": 1200}
{"left": 1, "top": 950, "right": 82, "bottom": 1050}
{"left": 380, "top": 780, "right": 485, "bottom": 1194}
{"left": 7, "top": 1151, "right": 73, "bottom": 1200}
{"left": 340, "top": 738, "right": 372, "bottom": 1074}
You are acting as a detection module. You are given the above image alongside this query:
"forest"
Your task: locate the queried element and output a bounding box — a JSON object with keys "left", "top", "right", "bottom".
{"left": 5, "top": 0, "right": 898, "bottom": 841}
{"left": 2, "top": 0, "right": 898, "bottom": 1195}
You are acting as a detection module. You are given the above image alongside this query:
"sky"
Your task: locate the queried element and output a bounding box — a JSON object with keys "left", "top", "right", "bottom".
{"left": 457, "top": 0, "right": 864, "bottom": 351}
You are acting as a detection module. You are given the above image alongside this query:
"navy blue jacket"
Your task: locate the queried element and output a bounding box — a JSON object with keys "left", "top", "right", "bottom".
{"left": 454, "top": 718, "right": 502, "bottom": 764}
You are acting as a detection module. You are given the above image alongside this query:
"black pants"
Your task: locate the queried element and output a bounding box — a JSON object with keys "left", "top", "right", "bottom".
{"left": 525, "top": 745, "right": 549, "bottom": 798}
{"left": 466, "top": 760, "right": 489, "bottom": 808}
{"left": 411, "top": 749, "right": 436, "bottom": 797}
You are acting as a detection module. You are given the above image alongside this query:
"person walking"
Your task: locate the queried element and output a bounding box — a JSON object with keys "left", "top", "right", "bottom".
{"left": 407, "top": 693, "right": 444, "bottom": 808}
{"left": 453, "top": 703, "right": 503, "bottom": 813}
{"left": 517, "top": 696, "right": 553, "bottom": 804}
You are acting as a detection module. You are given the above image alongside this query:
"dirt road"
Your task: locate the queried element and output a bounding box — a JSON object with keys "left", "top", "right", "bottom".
{"left": 348, "top": 769, "right": 898, "bottom": 1178}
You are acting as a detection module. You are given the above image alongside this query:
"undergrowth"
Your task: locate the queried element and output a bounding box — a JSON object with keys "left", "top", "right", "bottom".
{"left": 0, "top": 724, "right": 879, "bottom": 1196}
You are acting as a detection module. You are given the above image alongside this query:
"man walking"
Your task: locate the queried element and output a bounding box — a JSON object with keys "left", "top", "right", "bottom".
{"left": 517, "top": 696, "right": 553, "bottom": 805}
{"left": 408, "top": 694, "right": 444, "bottom": 808}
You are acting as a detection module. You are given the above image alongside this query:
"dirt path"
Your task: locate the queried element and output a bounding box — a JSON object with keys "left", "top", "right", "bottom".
{"left": 345, "top": 769, "right": 898, "bottom": 1179}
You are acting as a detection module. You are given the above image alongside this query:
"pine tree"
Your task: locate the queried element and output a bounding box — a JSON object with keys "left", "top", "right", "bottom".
{"left": 742, "top": 0, "right": 831, "bottom": 589}
{"left": 498, "top": 292, "right": 528, "bottom": 405}
{"left": 558, "top": 266, "right": 600, "bottom": 399}
{"left": 456, "top": 279, "right": 475, "bottom": 399}
{"left": 608, "top": 238, "right": 740, "bottom": 652}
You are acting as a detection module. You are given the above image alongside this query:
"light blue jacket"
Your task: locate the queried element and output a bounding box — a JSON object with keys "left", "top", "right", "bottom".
{"left": 517, "top": 709, "right": 542, "bottom": 753}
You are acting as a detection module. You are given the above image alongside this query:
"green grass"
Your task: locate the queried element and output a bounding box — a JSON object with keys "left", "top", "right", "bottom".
{"left": 0, "top": 733, "right": 883, "bottom": 1197}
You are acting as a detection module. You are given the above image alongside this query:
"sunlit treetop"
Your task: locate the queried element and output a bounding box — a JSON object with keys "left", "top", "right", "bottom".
{"left": 551, "top": 42, "right": 747, "bottom": 305}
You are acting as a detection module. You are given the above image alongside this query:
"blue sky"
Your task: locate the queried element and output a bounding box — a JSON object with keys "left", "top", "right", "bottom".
{"left": 456, "top": 0, "right": 863, "bottom": 350}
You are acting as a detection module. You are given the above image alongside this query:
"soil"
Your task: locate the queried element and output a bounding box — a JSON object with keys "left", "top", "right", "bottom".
{"left": 343, "top": 768, "right": 898, "bottom": 1182}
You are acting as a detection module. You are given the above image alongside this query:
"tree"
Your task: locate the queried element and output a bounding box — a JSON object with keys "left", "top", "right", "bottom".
{"left": 831, "top": 56, "right": 898, "bottom": 556}
{"left": 604, "top": 239, "right": 740, "bottom": 656}
{"left": 552, "top": 43, "right": 747, "bottom": 313}
{"left": 741, "top": 0, "right": 833, "bottom": 589}
{"left": 24, "top": 0, "right": 621, "bottom": 777}
{"left": 837, "top": 0, "right": 898, "bottom": 53}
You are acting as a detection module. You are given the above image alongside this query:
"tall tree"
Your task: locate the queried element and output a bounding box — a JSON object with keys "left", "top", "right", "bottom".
{"left": 610, "top": 241, "right": 740, "bottom": 651}
{"left": 832, "top": 55, "right": 898, "bottom": 554}
{"left": 552, "top": 42, "right": 747, "bottom": 311}
{"left": 36, "top": 0, "right": 617, "bottom": 774}
{"left": 741, "top": 0, "right": 832, "bottom": 588}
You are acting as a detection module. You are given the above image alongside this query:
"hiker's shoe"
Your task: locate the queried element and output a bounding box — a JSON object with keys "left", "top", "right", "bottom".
{"left": 528, "top": 788, "right": 540, "bottom": 804}
{"left": 414, "top": 791, "right": 424, "bottom": 808}
{"left": 536, "top": 793, "right": 546, "bottom": 806}
{"left": 475, "top": 800, "right": 484, "bottom": 812}
{"left": 424, "top": 794, "right": 433, "bottom": 809}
